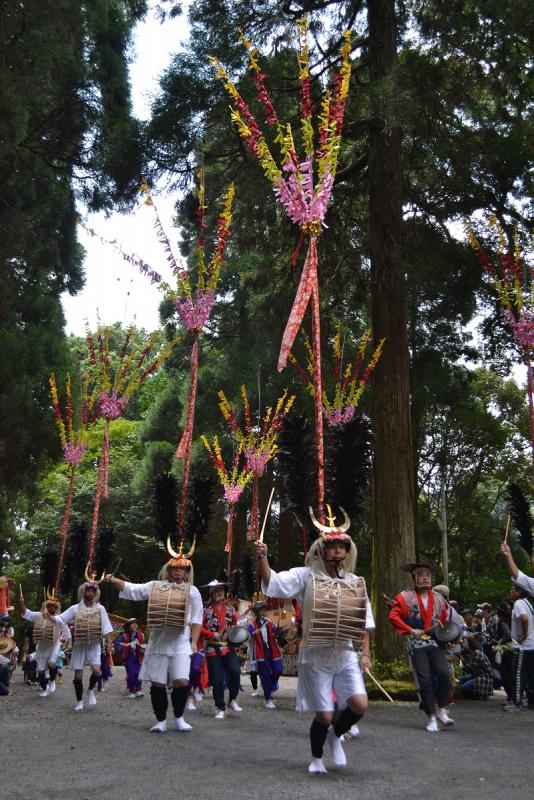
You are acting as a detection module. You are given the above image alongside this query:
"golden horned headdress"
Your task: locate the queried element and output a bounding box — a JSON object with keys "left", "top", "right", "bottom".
{"left": 306, "top": 505, "right": 356, "bottom": 573}
{"left": 166, "top": 537, "right": 196, "bottom": 568}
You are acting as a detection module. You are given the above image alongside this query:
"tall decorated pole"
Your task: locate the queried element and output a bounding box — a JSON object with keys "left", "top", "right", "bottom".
{"left": 218, "top": 386, "right": 295, "bottom": 543}
{"left": 466, "top": 220, "right": 534, "bottom": 476}
{"left": 201, "top": 433, "right": 253, "bottom": 575}
{"left": 85, "top": 324, "right": 177, "bottom": 569}
{"left": 49, "top": 373, "right": 96, "bottom": 592}
{"left": 211, "top": 20, "right": 352, "bottom": 521}
{"left": 289, "top": 325, "right": 385, "bottom": 427}
{"left": 80, "top": 175, "right": 235, "bottom": 543}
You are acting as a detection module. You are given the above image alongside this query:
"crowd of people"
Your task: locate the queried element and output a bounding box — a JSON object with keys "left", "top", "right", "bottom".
{"left": 1, "top": 531, "right": 533, "bottom": 774}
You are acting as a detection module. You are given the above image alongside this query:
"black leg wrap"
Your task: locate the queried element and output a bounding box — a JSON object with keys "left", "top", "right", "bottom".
{"left": 150, "top": 686, "right": 169, "bottom": 722}
{"left": 334, "top": 707, "right": 361, "bottom": 738}
{"left": 310, "top": 719, "right": 330, "bottom": 758}
{"left": 38, "top": 671, "right": 48, "bottom": 691}
{"left": 49, "top": 666, "right": 58, "bottom": 682}
{"left": 89, "top": 672, "right": 99, "bottom": 691}
{"left": 171, "top": 686, "right": 189, "bottom": 719}
{"left": 73, "top": 678, "right": 83, "bottom": 701}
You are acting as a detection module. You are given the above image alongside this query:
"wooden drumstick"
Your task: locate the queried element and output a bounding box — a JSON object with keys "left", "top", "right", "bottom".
{"left": 259, "top": 486, "right": 275, "bottom": 543}
{"left": 503, "top": 514, "right": 511, "bottom": 544}
{"left": 364, "top": 667, "right": 394, "bottom": 703}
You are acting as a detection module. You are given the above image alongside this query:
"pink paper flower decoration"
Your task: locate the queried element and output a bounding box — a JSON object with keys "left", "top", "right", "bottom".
{"left": 98, "top": 390, "right": 129, "bottom": 420}
{"left": 63, "top": 442, "right": 88, "bottom": 466}
{"left": 224, "top": 484, "right": 244, "bottom": 504}
{"left": 505, "top": 309, "right": 534, "bottom": 349}
{"left": 325, "top": 405, "right": 356, "bottom": 427}
{"left": 175, "top": 289, "right": 215, "bottom": 332}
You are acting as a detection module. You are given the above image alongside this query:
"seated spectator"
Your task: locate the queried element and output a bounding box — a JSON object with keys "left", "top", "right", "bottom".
{"left": 458, "top": 634, "right": 493, "bottom": 699}
{"left": 462, "top": 609, "right": 475, "bottom": 632}
{"left": 472, "top": 609, "right": 484, "bottom": 632}
{"left": 0, "top": 636, "right": 16, "bottom": 695}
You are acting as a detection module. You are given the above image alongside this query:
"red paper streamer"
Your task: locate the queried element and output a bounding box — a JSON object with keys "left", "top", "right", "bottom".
{"left": 54, "top": 466, "right": 77, "bottom": 593}
{"left": 176, "top": 335, "right": 200, "bottom": 537}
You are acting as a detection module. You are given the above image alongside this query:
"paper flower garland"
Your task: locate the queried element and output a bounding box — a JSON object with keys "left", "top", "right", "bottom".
{"left": 466, "top": 217, "right": 534, "bottom": 472}
{"left": 200, "top": 433, "right": 254, "bottom": 572}
{"left": 211, "top": 19, "right": 352, "bottom": 519}
{"left": 84, "top": 323, "right": 178, "bottom": 568}
{"left": 218, "top": 386, "right": 295, "bottom": 540}
{"left": 80, "top": 173, "right": 235, "bottom": 542}
{"left": 49, "top": 372, "right": 97, "bottom": 592}
{"left": 289, "top": 326, "right": 385, "bottom": 426}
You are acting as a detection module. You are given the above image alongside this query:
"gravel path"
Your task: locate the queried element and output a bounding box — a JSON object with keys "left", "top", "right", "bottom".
{"left": 3, "top": 670, "right": 532, "bottom": 800}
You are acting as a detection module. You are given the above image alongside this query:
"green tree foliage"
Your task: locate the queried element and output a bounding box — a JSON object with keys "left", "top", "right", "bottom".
{"left": 0, "top": 1, "right": 147, "bottom": 564}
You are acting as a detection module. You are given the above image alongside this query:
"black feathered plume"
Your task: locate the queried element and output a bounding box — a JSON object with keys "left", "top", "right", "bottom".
{"left": 41, "top": 550, "right": 58, "bottom": 591}
{"left": 61, "top": 521, "right": 88, "bottom": 601}
{"left": 217, "top": 565, "right": 229, "bottom": 584}
{"left": 325, "top": 415, "right": 373, "bottom": 519}
{"left": 508, "top": 482, "right": 533, "bottom": 559}
{"left": 185, "top": 476, "right": 214, "bottom": 543}
{"left": 94, "top": 524, "right": 115, "bottom": 576}
{"left": 276, "top": 412, "right": 316, "bottom": 540}
{"left": 230, "top": 568, "right": 241, "bottom": 598}
{"left": 241, "top": 553, "right": 255, "bottom": 599}
{"left": 154, "top": 474, "right": 178, "bottom": 543}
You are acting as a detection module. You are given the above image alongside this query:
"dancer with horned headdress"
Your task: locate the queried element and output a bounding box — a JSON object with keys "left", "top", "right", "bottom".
{"left": 18, "top": 586, "right": 72, "bottom": 698}
{"left": 55, "top": 567, "right": 113, "bottom": 711}
{"left": 255, "top": 506, "right": 374, "bottom": 774}
{"left": 106, "top": 539, "right": 202, "bottom": 732}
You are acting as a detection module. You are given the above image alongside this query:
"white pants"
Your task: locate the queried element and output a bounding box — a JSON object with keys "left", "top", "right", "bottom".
{"left": 296, "top": 660, "right": 366, "bottom": 712}
{"left": 69, "top": 642, "right": 101, "bottom": 671}
{"left": 35, "top": 640, "right": 61, "bottom": 673}
{"left": 140, "top": 653, "right": 190, "bottom": 684}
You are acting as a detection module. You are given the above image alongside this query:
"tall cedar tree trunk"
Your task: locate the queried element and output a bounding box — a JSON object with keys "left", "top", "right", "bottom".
{"left": 368, "top": 0, "right": 416, "bottom": 660}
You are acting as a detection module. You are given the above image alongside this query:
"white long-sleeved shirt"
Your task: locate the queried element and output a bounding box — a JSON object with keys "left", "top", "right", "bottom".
{"left": 58, "top": 601, "right": 113, "bottom": 638}
{"left": 23, "top": 609, "right": 71, "bottom": 641}
{"left": 119, "top": 581, "right": 203, "bottom": 656}
{"left": 262, "top": 565, "right": 374, "bottom": 667}
{"left": 515, "top": 569, "right": 534, "bottom": 597}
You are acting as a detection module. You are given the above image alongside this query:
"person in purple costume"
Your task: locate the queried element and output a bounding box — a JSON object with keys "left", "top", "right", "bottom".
{"left": 114, "top": 618, "right": 145, "bottom": 698}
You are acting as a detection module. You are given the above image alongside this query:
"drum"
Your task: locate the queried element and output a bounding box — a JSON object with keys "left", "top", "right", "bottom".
{"left": 147, "top": 582, "right": 190, "bottom": 631}
{"left": 33, "top": 615, "right": 57, "bottom": 645}
{"left": 302, "top": 574, "right": 367, "bottom": 649}
{"left": 228, "top": 625, "right": 250, "bottom": 646}
{"left": 74, "top": 610, "right": 102, "bottom": 645}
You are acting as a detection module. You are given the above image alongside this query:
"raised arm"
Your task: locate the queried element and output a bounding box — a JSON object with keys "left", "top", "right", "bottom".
{"left": 500, "top": 542, "right": 519, "bottom": 579}
{"left": 254, "top": 540, "right": 271, "bottom": 586}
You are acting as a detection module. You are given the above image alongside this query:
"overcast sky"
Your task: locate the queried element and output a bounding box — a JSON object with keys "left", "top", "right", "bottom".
{"left": 62, "top": 3, "right": 189, "bottom": 335}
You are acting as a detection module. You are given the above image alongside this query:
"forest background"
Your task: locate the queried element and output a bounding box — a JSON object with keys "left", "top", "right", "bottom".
{"left": 0, "top": 0, "right": 532, "bottom": 659}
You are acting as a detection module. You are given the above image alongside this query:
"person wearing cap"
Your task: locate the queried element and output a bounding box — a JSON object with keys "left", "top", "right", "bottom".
{"left": 433, "top": 585, "right": 465, "bottom": 628}
{"left": 18, "top": 588, "right": 72, "bottom": 698}
{"left": 389, "top": 562, "right": 453, "bottom": 732}
{"left": 114, "top": 618, "right": 145, "bottom": 698}
{"left": 201, "top": 579, "right": 243, "bottom": 719}
{"left": 56, "top": 576, "right": 114, "bottom": 712}
{"left": 106, "top": 540, "right": 202, "bottom": 732}
{"left": 255, "top": 506, "right": 374, "bottom": 775}
{"left": 247, "top": 600, "right": 283, "bottom": 710}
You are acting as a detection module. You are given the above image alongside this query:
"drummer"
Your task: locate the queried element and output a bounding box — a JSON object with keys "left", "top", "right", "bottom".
{"left": 255, "top": 507, "right": 374, "bottom": 775}
{"left": 106, "top": 541, "right": 202, "bottom": 732}
{"left": 201, "top": 579, "right": 243, "bottom": 719}
{"left": 388, "top": 562, "right": 453, "bottom": 732}
{"left": 55, "top": 575, "right": 113, "bottom": 712}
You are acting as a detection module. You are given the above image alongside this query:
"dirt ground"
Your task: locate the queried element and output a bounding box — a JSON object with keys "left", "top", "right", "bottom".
{"left": 3, "top": 668, "right": 532, "bottom": 800}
